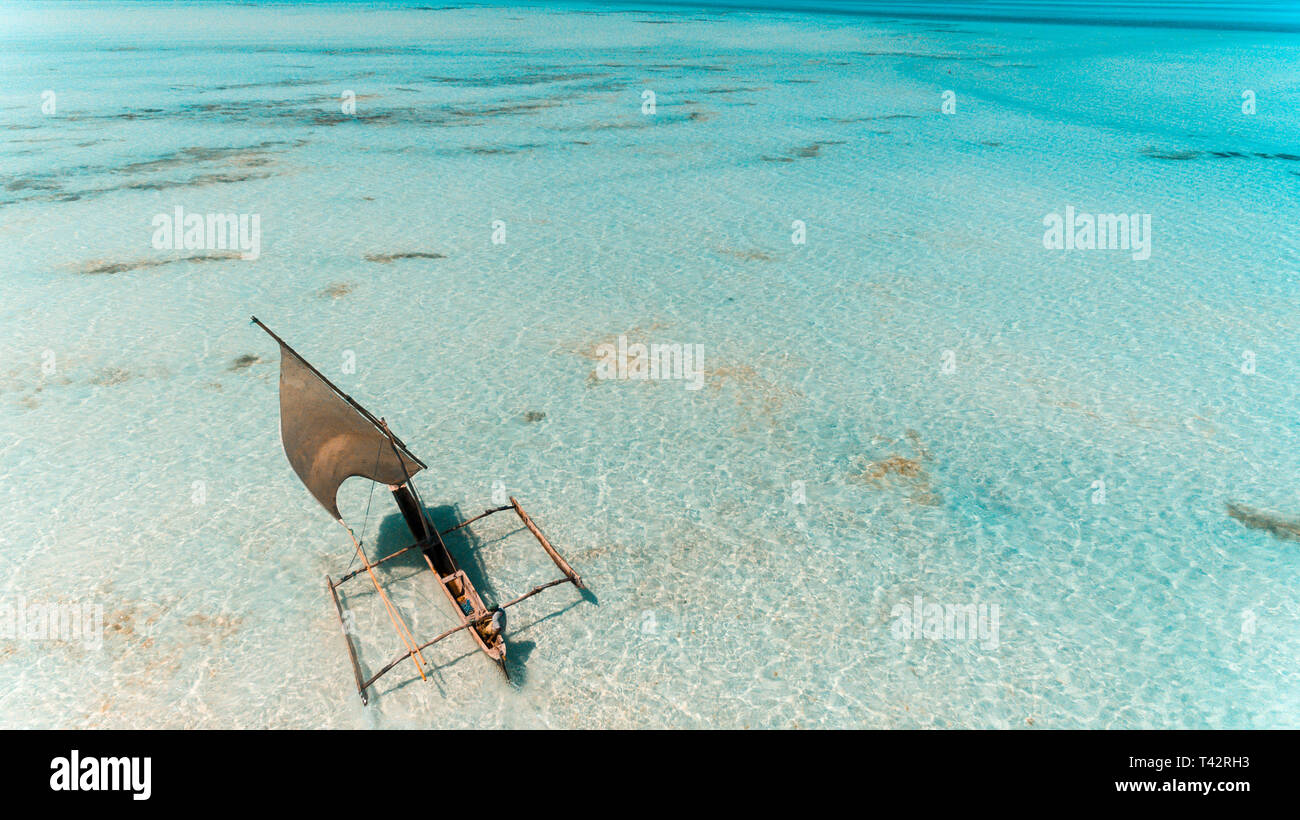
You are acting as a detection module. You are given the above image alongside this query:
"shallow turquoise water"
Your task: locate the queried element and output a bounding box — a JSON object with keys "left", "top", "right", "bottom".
{"left": 1, "top": 1, "right": 1298, "bottom": 728}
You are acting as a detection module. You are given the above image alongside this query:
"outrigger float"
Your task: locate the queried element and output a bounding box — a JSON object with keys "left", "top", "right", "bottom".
{"left": 252, "top": 317, "right": 585, "bottom": 705}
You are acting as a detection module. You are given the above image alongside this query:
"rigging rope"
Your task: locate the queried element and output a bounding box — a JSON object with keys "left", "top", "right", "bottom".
{"left": 346, "top": 438, "right": 386, "bottom": 576}
{"left": 341, "top": 438, "right": 428, "bottom": 682}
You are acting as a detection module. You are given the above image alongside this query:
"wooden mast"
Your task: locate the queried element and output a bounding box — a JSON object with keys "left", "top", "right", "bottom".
{"left": 253, "top": 317, "right": 588, "bottom": 703}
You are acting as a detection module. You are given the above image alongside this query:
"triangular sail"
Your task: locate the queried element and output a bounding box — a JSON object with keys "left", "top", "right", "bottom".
{"left": 253, "top": 318, "right": 425, "bottom": 521}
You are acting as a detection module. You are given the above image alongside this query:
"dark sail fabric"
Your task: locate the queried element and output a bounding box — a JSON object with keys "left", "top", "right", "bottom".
{"left": 274, "top": 339, "right": 425, "bottom": 521}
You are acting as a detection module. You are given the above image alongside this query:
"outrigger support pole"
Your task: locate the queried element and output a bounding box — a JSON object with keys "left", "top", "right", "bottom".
{"left": 363, "top": 575, "right": 577, "bottom": 692}
{"left": 332, "top": 506, "right": 515, "bottom": 585}
{"left": 443, "top": 505, "right": 513, "bottom": 535}
{"left": 326, "top": 575, "right": 369, "bottom": 706}
{"left": 340, "top": 497, "right": 586, "bottom": 702}
{"left": 510, "top": 496, "right": 585, "bottom": 589}
{"left": 338, "top": 499, "right": 583, "bottom": 589}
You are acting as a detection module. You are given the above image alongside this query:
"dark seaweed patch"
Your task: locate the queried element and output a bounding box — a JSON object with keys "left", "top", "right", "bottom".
{"left": 125, "top": 170, "right": 273, "bottom": 191}
{"left": 847, "top": 438, "right": 941, "bottom": 506}
{"left": 92, "top": 368, "right": 131, "bottom": 386}
{"left": 561, "top": 79, "right": 631, "bottom": 94}
{"left": 719, "top": 248, "right": 776, "bottom": 262}
{"left": 228, "top": 354, "right": 263, "bottom": 371}
{"left": 364, "top": 252, "right": 446, "bottom": 263}
{"left": 309, "top": 111, "right": 398, "bottom": 126}
{"left": 558, "top": 105, "right": 708, "bottom": 132}
{"left": 1143, "top": 148, "right": 1202, "bottom": 161}
{"left": 320, "top": 282, "right": 354, "bottom": 299}
{"left": 459, "top": 143, "right": 545, "bottom": 155}
{"left": 117, "top": 143, "right": 289, "bottom": 174}
{"left": 851, "top": 50, "right": 971, "bottom": 62}
{"left": 568, "top": 119, "right": 646, "bottom": 132}
{"left": 762, "top": 139, "right": 844, "bottom": 162}
{"left": 79, "top": 252, "right": 242, "bottom": 275}
{"left": 425, "top": 70, "right": 611, "bottom": 88}
{"left": 1227, "top": 502, "right": 1300, "bottom": 542}
{"left": 645, "top": 62, "right": 730, "bottom": 74}
{"left": 72, "top": 91, "right": 568, "bottom": 130}
{"left": 4, "top": 178, "right": 60, "bottom": 192}
{"left": 827, "top": 113, "right": 919, "bottom": 123}
{"left": 207, "top": 78, "right": 334, "bottom": 92}
{"left": 3, "top": 140, "right": 303, "bottom": 206}
{"left": 83, "top": 260, "right": 163, "bottom": 275}
{"left": 449, "top": 99, "right": 562, "bottom": 118}
{"left": 1144, "top": 147, "right": 1300, "bottom": 163}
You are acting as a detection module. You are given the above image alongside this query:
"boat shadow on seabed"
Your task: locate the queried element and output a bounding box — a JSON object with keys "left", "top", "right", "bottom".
{"left": 354, "top": 503, "right": 592, "bottom": 698}
{"left": 251, "top": 317, "right": 591, "bottom": 707}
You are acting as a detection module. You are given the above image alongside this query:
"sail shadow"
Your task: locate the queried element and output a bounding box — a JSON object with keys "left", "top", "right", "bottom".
{"left": 363, "top": 503, "right": 493, "bottom": 589}
{"left": 424, "top": 503, "right": 501, "bottom": 604}
{"left": 360, "top": 498, "right": 586, "bottom": 688}
{"left": 367, "top": 508, "right": 428, "bottom": 566}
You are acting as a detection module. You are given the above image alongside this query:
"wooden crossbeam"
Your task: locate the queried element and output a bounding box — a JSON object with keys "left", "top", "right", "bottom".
{"left": 334, "top": 497, "right": 586, "bottom": 702}
{"left": 362, "top": 575, "right": 577, "bottom": 693}
{"left": 334, "top": 507, "right": 514, "bottom": 586}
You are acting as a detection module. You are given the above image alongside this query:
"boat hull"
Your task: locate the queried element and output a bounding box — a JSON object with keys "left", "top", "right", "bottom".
{"left": 390, "top": 485, "right": 506, "bottom": 666}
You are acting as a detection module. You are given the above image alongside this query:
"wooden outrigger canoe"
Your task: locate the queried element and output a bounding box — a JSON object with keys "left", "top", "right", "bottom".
{"left": 391, "top": 478, "right": 508, "bottom": 672}
{"left": 252, "top": 317, "right": 584, "bottom": 704}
